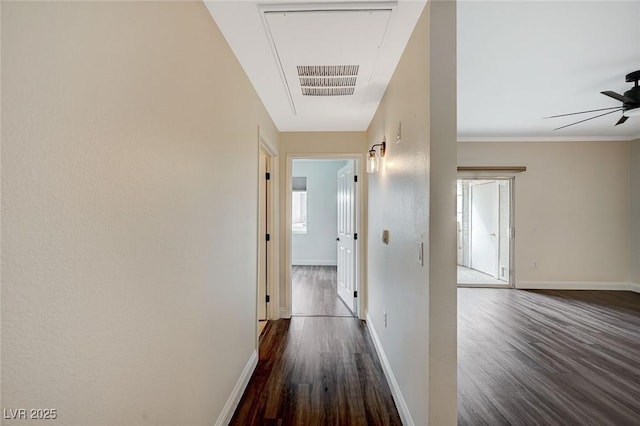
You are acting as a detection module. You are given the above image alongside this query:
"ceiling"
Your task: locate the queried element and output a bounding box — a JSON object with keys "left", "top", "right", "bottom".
{"left": 204, "top": 0, "right": 426, "bottom": 132}
{"left": 206, "top": 1, "right": 640, "bottom": 140}
{"left": 458, "top": 0, "right": 640, "bottom": 141}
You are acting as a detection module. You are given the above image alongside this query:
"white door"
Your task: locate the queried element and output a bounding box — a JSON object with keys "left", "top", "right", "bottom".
{"left": 471, "top": 181, "right": 499, "bottom": 277}
{"left": 336, "top": 161, "right": 357, "bottom": 314}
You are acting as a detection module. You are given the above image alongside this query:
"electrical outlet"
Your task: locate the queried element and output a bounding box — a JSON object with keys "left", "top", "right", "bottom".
{"left": 417, "top": 241, "right": 423, "bottom": 266}
{"left": 383, "top": 311, "right": 388, "bottom": 328}
{"left": 532, "top": 261, "right": 538, "bottom": 269}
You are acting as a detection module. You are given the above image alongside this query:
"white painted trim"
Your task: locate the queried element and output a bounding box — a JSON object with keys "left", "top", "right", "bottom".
{"left": 458, "top": 136, "right": 632, "bottom": 143}
{"left": 215, "top": 350, "right": 258, "bottom": 426}
{"left": 291, "top": 260, "right": 337, "bottom": 266}
{"left": 516, "top": 281, "right": 630, "bottom": 291}
{"left": 365, "top": 314, "right": 414, "bottom": 426}
{"left": 629, "top": 282, "right": 640, "bottom": 293}
{"left": 284, "top": 153, "right": 366, "bottom": 320}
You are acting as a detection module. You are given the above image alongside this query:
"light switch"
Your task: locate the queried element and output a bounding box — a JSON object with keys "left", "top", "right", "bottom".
{"left": 382, "top": 230, "right": 390, "bottom": 245}
{"left": 417, "top": 242, "right": 424, "bottom": 266}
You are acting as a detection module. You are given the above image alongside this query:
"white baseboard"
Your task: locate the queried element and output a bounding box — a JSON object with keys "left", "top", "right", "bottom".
{"left": 516, "top": 281, "right": 630, "bottom": 291}
{"left": 291, "top": 260, "right": 337, "bottom": 266}
{"left": 629, "top": 282, "right": 640, "bottom": 293}
{"left": 215, "top": 350, "right": 258, "bottom": 426}
{"left": 365, "top": 314, "right": 414, "bottom": 426}
{"left": 280, "top": 307, "right": 291, "bottom": 319}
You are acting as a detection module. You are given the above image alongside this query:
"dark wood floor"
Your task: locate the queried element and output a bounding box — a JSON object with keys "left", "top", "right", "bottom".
{"left": 459, "top": 288, "right": 640, "bottom": 426}
{"left": 292, "top": 265, "right": 353, "bottom": 317}
{"left": 230, "top": 317, "right": 402, "bottom": 425}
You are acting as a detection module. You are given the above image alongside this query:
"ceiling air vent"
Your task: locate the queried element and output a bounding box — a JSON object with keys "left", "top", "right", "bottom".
{"left": 297, "top": 65, "right": 359, "bottom": 96}
{"left": 302, "top": 87, "right": 355, "bottom": 96}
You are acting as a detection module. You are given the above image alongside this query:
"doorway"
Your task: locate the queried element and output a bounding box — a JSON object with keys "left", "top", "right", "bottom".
{"left": 457, "top": 178, "right": 513, "bottom": 287}
{"left": 288, "top": 157, "right": 360, "bottom": 317}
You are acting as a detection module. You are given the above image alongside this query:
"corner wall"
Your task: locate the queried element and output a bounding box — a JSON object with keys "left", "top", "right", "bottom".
{"left": 458, "top": 141, "right": 630, "bottom": 288}
{"left": 365, "top": 2, "right": 457, "bottom": 424}
{"left": 2, "top": 2, "right": 278, "bottom": 424}
{"left": 630, "top": 139, "right": 640, "bottom": 291}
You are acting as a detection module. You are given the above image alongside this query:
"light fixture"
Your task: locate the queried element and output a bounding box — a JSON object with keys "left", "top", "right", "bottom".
{"left": 367, "top": 138, "right": 386, "bottom": 174}
{"left": 623, "top": 107, "right": 640, "bottom": 117}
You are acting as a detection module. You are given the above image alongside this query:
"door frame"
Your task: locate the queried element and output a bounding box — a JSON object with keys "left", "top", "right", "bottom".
{"left": 457, "top": 176, "right": 515, "bottom": 288}
{"left": 284, "top": 153, "right": 364, "bottom": 319}
{"left": 256, "top": 128, "right": 279, "bottom": 346}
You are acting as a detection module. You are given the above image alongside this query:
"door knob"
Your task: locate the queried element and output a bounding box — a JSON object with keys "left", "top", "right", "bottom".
{"left": 336, "top": 237, "right": 340, "bottom": 241}
{"left": 490, "top": 233, "right": 496, "bottom": 237}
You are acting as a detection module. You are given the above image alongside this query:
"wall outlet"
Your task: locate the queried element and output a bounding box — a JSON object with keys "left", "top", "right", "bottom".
{"left": 532, "top": 261, "right": 538, "bottom": 269}
{"left": 383, "top": 311, "right": 388, "bottom": 328}
{"left": 417, "top": 241, "right": 424, "bottom": 266}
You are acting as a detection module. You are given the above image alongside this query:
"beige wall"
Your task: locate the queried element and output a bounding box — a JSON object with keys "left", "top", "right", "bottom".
{"left": 365, "top": 2, "right": 457, "bottom": 424}
{"left": 630, "top": 139, "right": 640, "bottom": 288}
{"left": 459, "top": 141, "right": 629, "bottom": 287}
{"left": 2, "top": 2, "right": 278, "bottom": 425}
{"left": 277, "top": 132, "right": 366, "bottom": 317}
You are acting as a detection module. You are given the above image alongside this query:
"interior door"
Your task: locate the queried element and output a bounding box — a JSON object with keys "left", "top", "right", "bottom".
{"left": 471, "top": 181, "right": 499, "bottom": 277}
{"left": 257, "top": 149, "right": 268, "bottom": 321}
{"left": 336, "top": 161, "right": 356, "bottom": 314}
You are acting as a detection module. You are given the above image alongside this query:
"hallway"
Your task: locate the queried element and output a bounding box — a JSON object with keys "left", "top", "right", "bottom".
{"left": 230, "top": 317, "right": 402, "bottom": 425}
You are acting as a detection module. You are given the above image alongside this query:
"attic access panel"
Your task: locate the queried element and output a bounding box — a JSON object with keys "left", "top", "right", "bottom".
{"left": 263, "top": 8, "right": 392, "bottom": 118}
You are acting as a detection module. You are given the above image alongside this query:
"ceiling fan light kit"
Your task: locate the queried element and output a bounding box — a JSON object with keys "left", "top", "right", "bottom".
{"left": 546, "top": 70, "right": 640, "bottom": 130}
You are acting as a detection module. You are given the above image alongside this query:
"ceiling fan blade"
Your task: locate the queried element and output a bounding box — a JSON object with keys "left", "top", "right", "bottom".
{"left": 615, "top": 115, "right": 629, "bottom": 126}
{"left": 554, "top": 108, "right": 623, "bottom": 131}
{"left": 544, "top": 106, "right": 622, "bottom": 119}
{"left": 601, "top": 91, "right": 635, "bottom": 104}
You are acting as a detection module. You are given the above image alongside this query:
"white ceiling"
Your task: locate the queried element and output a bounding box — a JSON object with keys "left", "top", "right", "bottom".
{"left": 206, "top": 1, "right": 640, "bottom": 140}
{"left": 204, "top": 0, "right": 426, "bottom": 132}
{"left": 458, "top": 0, "right": 640, "bottom": 141}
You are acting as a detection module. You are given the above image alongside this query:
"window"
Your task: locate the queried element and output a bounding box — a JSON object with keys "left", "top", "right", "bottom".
{"left": 292, "top": 177, "right": 307, "bottom": 234}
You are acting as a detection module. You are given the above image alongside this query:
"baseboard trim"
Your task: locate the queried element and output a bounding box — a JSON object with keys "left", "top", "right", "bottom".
{"left": 291, "top": 260, "right": 337, "bottom": 266}
{"left": 629, "top": 282, "right": 640, "bottom": 293}
{"left": 280, "top": 307, "right": 291, "bottom": 319}
{"left": 365, "top": 314, "right": 414, "bottom": 426}
{"left": 214, "top": 349, "right": 258, "bottom": 426}
{"left": 516, "top": 281, "right": 630, "bottom": 291}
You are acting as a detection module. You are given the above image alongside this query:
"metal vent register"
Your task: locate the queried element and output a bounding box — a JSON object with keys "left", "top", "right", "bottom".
{"left": 297, "top": 65, "right": 359, "bottom": 96}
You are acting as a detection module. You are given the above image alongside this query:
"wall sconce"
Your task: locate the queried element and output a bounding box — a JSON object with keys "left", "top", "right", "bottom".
{"left": 367, "top": 138, "right": 386, "bottom": 174}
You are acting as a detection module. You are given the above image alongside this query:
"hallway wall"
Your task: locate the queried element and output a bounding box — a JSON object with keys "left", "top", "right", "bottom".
{"left": 2, "top": 2, "right": 278, "bottom": 424}
{"left": 459, "top": 141, "right": 630, "bottom": 288}
{"left": 278, "top": 132, "right": 366, "bottom": 317}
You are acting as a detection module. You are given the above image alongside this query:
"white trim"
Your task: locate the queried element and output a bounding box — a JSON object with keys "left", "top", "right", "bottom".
{"left": 214, "top": 350, "right": 258, "bottom": 426}
{"left": 284, "top": 153, "right": 366, "bottom": 320}
{"left": 516, "top": 281, "right": 630, "bottom": 291}
{"left": 458, "top": 136, "right": 633, "bottom": 143}
{"left": 366, "top": 314, "right": 414, "bottom": 426}
{"left": 629, "top": 282, "right": 640, "bottom": 293}
{"left": 291, "top": 260, "right": 337, "bottom": 266}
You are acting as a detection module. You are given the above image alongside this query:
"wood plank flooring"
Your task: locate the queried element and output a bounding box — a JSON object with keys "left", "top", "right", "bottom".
{"left": 459, "top": 288, "right": 640, "bottom": 426}
{"left": 230, "top": 317, "right": 402, "bottom": 425}
{"left": 292, "top": 265, "right": 353, "bottom": 317}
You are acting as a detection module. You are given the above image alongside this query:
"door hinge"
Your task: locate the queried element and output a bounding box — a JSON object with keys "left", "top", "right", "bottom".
{"left": 354, "top": 233, "right": 358, "bottom": 240}
{"left": 354, "top": 175, "right": 358, "bottom": 183}
{"left": 265, "top": 172, "right": 271, "bottom": 180}
{"left": 266, "top": 233, "right": 270, "bottom": 242}
{"left": 354, "top": 291, "right": 358, "bottom": 298}
{"left": 266, "top": 295, "right": 270, "bottom": 303}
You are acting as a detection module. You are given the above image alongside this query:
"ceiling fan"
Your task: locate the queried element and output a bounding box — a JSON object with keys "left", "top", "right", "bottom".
{"left": 545, "top": 70, "right": 640, "bottom": 130}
